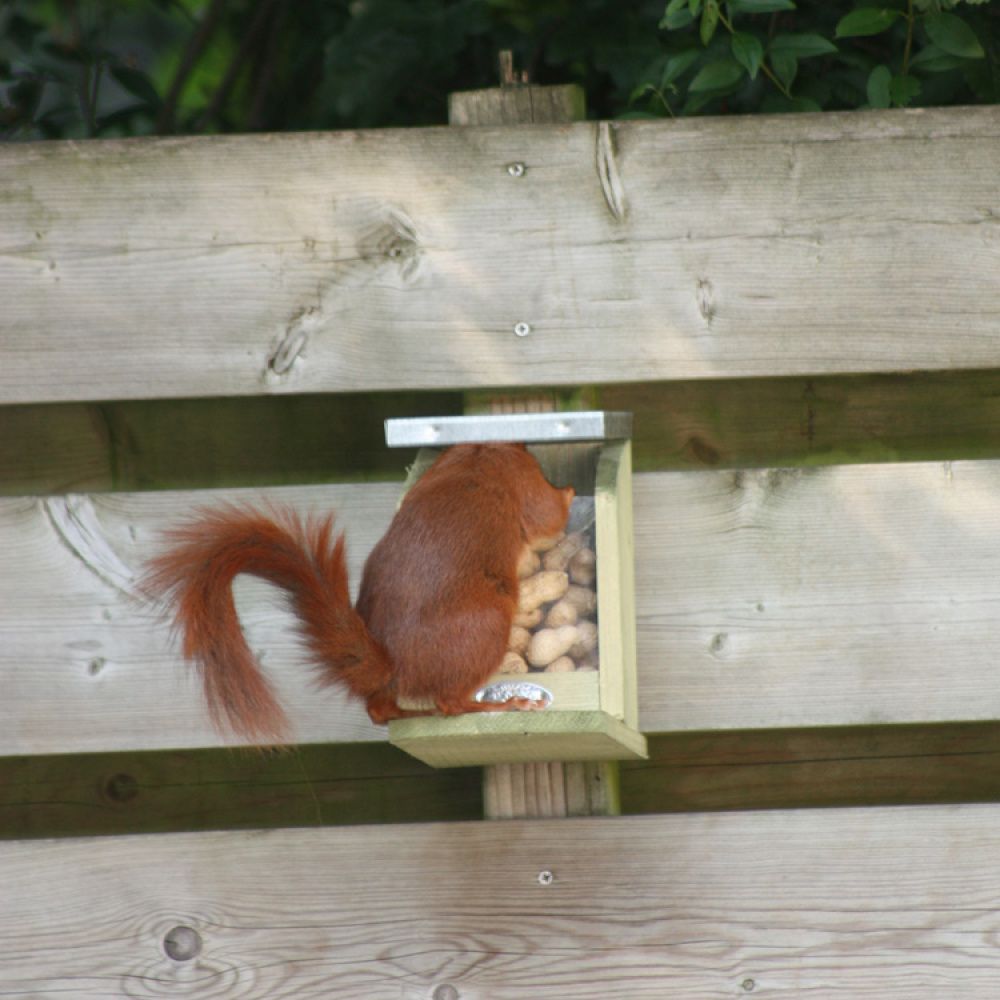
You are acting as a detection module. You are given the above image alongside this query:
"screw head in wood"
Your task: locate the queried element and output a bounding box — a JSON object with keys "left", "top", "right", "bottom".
{"left": 537, "top": 869, "right": 554, "bottom": 885}
{"left": 514, "top": 322, "right": 531, "bottom": 337}
{"left": 507, "top": 162, "right": 526, "bottom": 178}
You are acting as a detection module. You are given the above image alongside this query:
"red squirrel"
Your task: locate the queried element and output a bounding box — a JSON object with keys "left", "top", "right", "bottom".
{"left": 145, "top": 442, "right": 575, "bottom": 742}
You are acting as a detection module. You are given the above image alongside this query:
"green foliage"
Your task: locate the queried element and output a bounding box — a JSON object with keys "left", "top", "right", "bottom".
{"left": 0, "top": 0, "right": 997, "bottom": 139}
{"left": 0, "top": 0, "right": 182, "bottom": 138}
{"left": 634, "top": 0, "right": 999, "bottom": 116}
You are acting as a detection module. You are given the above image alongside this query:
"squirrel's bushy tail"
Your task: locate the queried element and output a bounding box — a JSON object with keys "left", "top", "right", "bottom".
{"left": 144, "top": 504, "right": 392, "bottom": 742}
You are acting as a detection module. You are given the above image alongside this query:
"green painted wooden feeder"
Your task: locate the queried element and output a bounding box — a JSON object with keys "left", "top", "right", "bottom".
{"left": 384, "top": 412, "right": 647, "bottom": 768}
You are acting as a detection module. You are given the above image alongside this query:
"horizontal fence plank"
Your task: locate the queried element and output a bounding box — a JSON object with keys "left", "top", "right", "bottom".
{"left": 0, "top": 393, "right": 460, "bottom": 496}
{"left": 3, "top": 106, "right": 1000, "bottom": 404}
{"left": 622, "top": 722, "right": 1000, "bottom": 815}
{"left": 9, "top": 370, "right": 1000, "bottom": 498}
{"left": 636, "top": 458, "right": 1000, "bottom": 731}
{"left": 3, "top": 459, "right": 1000, "bottom": 755}
{"left": 0, "top": 484, "right": 399, "bottom": 753}
{"left": 0, "top": 743, "right": 483, "bottom": 840}
{"left": 7, "top": 723, "right": 1000, "bottom": 840}
{"left": 602, "top": 369, "right": 1000, "bottom": 471}
{"left": 5, "top": 806, "right": 1000, "bottom": 997}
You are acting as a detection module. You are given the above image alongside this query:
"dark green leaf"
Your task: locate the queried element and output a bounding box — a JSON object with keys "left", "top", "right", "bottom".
{"left": 40, "top": 40, "right": 90, "bottom": 65}
{"left": 660, "top": 0, "right": 696, "bottom": 27}
{"left": 768, "top": 33, "right": 838, "bottom": 58}
{"left": 701, "top": 4, "right": 720, "bottom": 45}
{"left": 835, "top": 8, "right": 902, "bottom": 38}
{"left": 629, "top": 82, "right": 656, "bottom": 103}
{"left": 6, "top": 14, "right": 44, "bottom": 52}
{"left": 867, "top": 63, "right": 892, "bottom": 107}
{"left": 8, "top": 79, "right": 43, "bottom": 118}
{"left": 727, "top": 0, "right": 796, "bottom": 12}
{"left": 109, "top": 66, "right": 161, "bottom": 107}
{"left": 660, "top": 4, "right": 695, "bottom": 29}
{"left": 661, "top": 49, "right": 702, "bottom": 85}
{"left": 689, "top": 55, "right": 746, "bottom": 91}
{"left": 909, "top": 43, "right": 969, "bottom": 71}
{"left": 963, "top": 54, "right": 1000, "bottom": 103}
{"left": 788, "top": 96, "right": 822, "bottom": 112}
{"left": 923, "top": 12, "right": 984, "bottom": 59}
{"left": 683, "top": 88, "right": 723, "bottom": 113}
{"left": 771, "top": 52, "right": 798, "bottom": 88}
{"left": 732, "top": 32, "right": 764, "bottom": 78}
{"left": 889, "top": 73, "right": 921, "bottom": 105}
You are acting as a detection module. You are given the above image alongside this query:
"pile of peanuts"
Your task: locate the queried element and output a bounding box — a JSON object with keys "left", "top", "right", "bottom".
{"left": 502, "top": 521, "right": 599, "bottom": 675}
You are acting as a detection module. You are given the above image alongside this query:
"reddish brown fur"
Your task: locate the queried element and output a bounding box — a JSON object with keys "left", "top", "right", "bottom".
{"left": 144, "top": 443, "right": 574, "bottom": 742}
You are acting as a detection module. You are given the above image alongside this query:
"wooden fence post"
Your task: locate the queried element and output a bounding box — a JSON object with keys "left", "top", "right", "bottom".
{"left": 448, "top": 55, "right": 619, "bottom": 819}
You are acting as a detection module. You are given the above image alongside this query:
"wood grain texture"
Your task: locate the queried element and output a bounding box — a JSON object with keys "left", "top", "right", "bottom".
{"left": 8, "top": 722, "right": 1000, "bottom": 839}
{"left": 594, "top": 438, "right": 636, "bottom": 727}
{"left": 5, "top": 805, "right": 1000, "bottom": 997}
{"left": 448, "top": 83, "right": 586, "bottom": 124}
{"left": 390, "top": 710, "right": 647, "bottom": 768}
{"left": 3, "top": 106, "right": 1000, "bottom": 404}
{"left": 599, "top": 369, "right": 1000, "bottom": 472}
{"left": 460, "top": 68, "right": 615, "bottom": 814}
{"left": 633, "top": 459, "right": 1000, "bottom": 732}
{"left": 10, "top": 370, "right": 1000, "bottom": 498}
{"left": 0, "top": 742, "right": 482, "bottom": 839}
{"left": 5, "top": 459, "right": 1000, "bottom": 755}
{"left": 621, "top": 722, "right": 1000, "bottom": 815}
{"left": 0, "top": 484, "right": 399, "bottom": 754}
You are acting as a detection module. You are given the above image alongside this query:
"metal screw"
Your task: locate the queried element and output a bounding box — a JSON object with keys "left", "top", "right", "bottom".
{"left": 537, "top": 869, "right": 554, "bottom": 885}
{"left": 433, "top": 986, "right": 459, "bottom": 1000}
{"left": 507, "top": 162, "right": 525, "bottom": 178}
{"left": 741, "top": 978, "right": 756, "bottom": 992}
{"left": 514, "top": 322, "right": 531, "bottom": 337}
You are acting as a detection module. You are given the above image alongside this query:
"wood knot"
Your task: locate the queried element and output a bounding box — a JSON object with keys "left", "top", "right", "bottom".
{"left": 596, "top": 122, "right": 625, "bottom": 221}
{"left": 270, "top": 306, "right": 320, "bottom": 375}
{"left": 684, "top": 435, "right": 721, "bottom": 467}
{"left": 103, "top": 772, "right": 139, "bottom": 803}
{"left": 163, "top": 925, "right": 202, "bottom": 962}
{"left": 696, "top": 278, "right": 715, "bottom": 323}
{"left": 377, "top": 205, "right": 421, "bottom": 280}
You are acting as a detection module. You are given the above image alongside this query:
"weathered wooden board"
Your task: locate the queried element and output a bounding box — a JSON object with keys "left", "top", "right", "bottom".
{"left": 4, "top": 459, "right": 1000, "bottom": 755}
{"left": 7, "top": 722, "right": 1000, "bottom": 840}
{"left": 5, "top": 806, "right": 1000, "bottom": 997}
{"left": 600, "top": 369, "right": 1000, "bottom": 472}
{"left": 0, "top": 484, "right": 399, "bottom": 753}
{"left": 3, "top": 106, "right": 1000, "bottom": 404}
{"left": 9, "top": 370, "right": 1000, "bottom": 497}
{"left": 621, "top": 721, "right": 1000, "bottom": 815}
{"left": 635, "top": 459, "right": 1000, "bottom": 732}
{"left": 0, "top": 743, "right": 483, "bottom": 839}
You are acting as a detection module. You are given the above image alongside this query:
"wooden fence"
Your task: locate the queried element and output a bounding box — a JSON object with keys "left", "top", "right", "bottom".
{"left": 3, "top": 100, "right": 1000, "bottom": 996}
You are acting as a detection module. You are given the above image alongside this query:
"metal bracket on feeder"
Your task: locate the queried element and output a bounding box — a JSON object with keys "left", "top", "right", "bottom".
{"left": 385, "top": 410, "right": 633, "bottom": 448}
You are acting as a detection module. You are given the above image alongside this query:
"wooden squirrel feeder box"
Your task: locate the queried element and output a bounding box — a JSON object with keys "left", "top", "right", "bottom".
{"left": 384, "top": 412, "right": 647, "bottom": 767}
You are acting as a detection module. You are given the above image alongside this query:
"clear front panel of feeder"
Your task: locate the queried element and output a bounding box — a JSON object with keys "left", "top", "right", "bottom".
{"left": 504, "top": 496, "right": 599, "bottom": 677}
